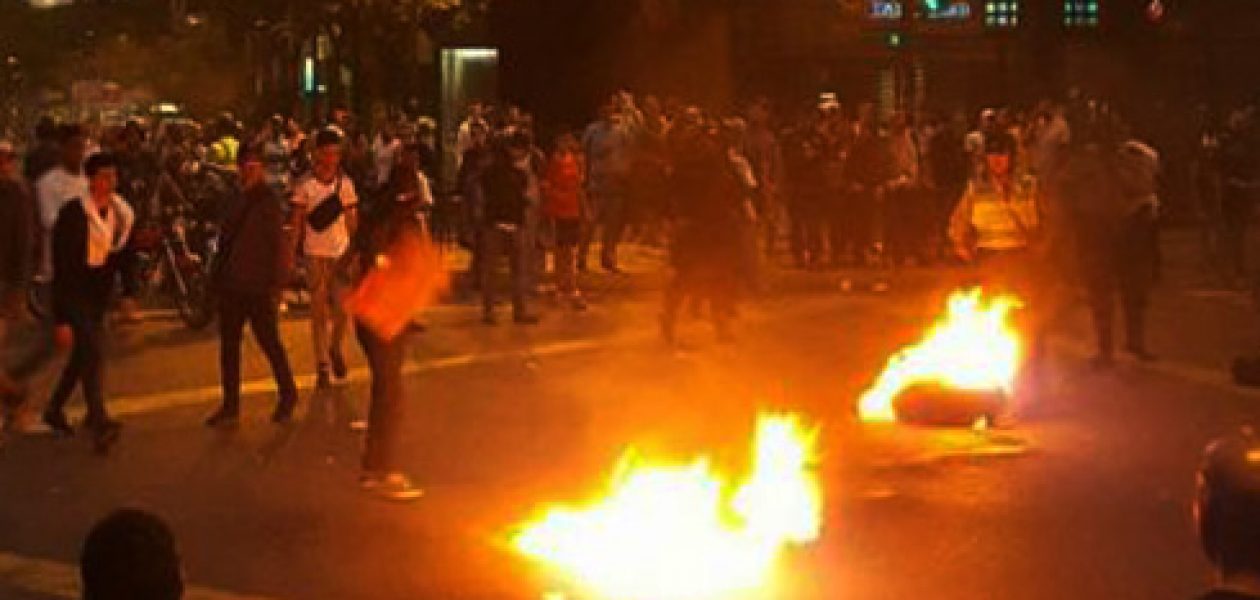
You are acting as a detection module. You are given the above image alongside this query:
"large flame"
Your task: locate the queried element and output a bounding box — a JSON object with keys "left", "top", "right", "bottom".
{"left": 512, "top": 413, "right": 822, "bottom": 600}
{"left": 858, "top": 288, "right": 1023, "bottom": 423}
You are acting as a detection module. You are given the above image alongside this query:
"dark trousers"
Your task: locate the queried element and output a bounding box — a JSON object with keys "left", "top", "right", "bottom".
{"left": 116, "top": 241, "right": 141, "bottom": 299}
{"left": 1083, "top": 212, "right": 1158, "bottom": 356}
{"left": 479, "top": 225, "right": 528, "bottom": 317}
{"left": 47, "top": 311, "right": 108, "bottom": 426}
{"left": 580, "top": 191, "right": 626, "bottom": 269}
{"left": 788, "top": 197, "right": 824, "bottom": 266}
{"left": 831, "top": 190, "right": 875, "bottom": 264}
{"left": 218, "top": 291, "right": 297, "bottom": 412}
{"left": 355, "top": 322, "right": 405, "bottom": 474}
{"left": 1221, "top": 184, "right": 1254, "bottom": 280}
{"left": 884, "top": 186, "right": 923, "bottom": 263}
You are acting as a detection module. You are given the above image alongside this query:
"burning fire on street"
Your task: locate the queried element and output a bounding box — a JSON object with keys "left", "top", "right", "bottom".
{"left": 511, "top": 413, "right": 822, "bottom": 600}
{"left": 857, "top": 288, "right": 1024, "bottom": 426}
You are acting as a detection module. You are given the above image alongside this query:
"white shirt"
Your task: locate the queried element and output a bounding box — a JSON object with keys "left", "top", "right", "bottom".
{"left": 35, "top": 166, "right": 88, "bottom": 280}
{"left": 394, "top": 170, "right": 435, "bottom": 209}
{"left": 82, "top": 196, "right": 121, "bottom": 268}
{"left": 291, "top": 173, "right": 359, "bottom": 258}
{"left": 372, "top": 136, "right": 401, "bottom": 188}
{"left": 111, "top": 194, "right": 135, "bottom": 252}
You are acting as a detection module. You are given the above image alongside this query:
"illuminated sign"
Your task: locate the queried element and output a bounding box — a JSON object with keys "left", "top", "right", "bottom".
{"left": 870, "top": 1, "right": 905, "bottom": 20}
{"left": 302, "top": 57, "right": 315, "bottom": 95}
{"left": 984, "top": 1, "right": 1021, "bottom": 27}
{"left": 924, "top": 1, "right": 972, "bottom": 20}
{"left": 1063, "top": 1, "right": 1099, "bottom": 27}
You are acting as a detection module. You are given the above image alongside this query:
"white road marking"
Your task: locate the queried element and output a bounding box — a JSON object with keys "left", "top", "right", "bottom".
{"left": 0, "top": 551, "right": 279, "bottom": 600}
{"left": 53, "top": 336, "right": 628, "bottom": 423}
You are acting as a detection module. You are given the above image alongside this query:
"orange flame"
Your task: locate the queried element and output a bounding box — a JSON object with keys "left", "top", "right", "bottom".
{"left": 858, "top": 288, "right": 1023, "bottom": 423}
{"left": 512, "top": 413, "right": 822, "bottom": 600}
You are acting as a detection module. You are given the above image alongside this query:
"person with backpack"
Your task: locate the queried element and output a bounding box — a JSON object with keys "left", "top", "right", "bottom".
{"left": 204, "top": 147, "right": 299, "bottom": 428}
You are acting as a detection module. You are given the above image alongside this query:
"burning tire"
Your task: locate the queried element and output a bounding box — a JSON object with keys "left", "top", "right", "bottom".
{"left": 891, "top": 383, "right": 1007, "bottom": 427}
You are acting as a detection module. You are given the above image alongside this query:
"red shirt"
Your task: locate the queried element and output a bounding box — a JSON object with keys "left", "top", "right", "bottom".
{"left": 542, "top": 152, "right": 583, "bottom": 219}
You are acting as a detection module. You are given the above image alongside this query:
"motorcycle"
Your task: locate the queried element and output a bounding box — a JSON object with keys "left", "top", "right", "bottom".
{"left": 129, "top": 160, "right": 230, "bottom": 330}
{"left": 130, "top": 202, "right": 217, "bottom": 330}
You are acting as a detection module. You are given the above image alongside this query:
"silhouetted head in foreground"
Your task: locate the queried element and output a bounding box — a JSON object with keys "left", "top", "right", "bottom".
{"left": 1197, "top": 432, "right": 1260, "bottom": 599}
{"left": 81, "top": 509, "right": 183, "bottom": 600}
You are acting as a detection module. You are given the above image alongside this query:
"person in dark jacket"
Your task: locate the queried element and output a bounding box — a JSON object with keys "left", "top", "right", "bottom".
{"left": 661, "top": 122, "right": 750, "bottom": 344}
{"left": 0, "top": 139, "right": 40, "bottom": 431}
{"left": 43, "top": 153, "right": 127, "bottom": 451}
{"left": 1195, "top": 433, "right": 1260, "bottom": 600}
{"left": 478, "top": 132, "right": 540, "bottom": 325}
{"left": 23, "top": 116, "right": 60, "bottom": 186}
{"left": 1218, "top": 109, "right": 1260, "bottom": 287}
{"left": 1052, "top": 121, "right": 1158, "bottom": 367}
{"left": 205, "top": 148, "right": 299, "bottom": 428}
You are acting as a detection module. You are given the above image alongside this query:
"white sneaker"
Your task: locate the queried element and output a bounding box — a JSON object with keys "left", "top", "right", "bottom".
{"left": 373, "top": 473, "right": 424, "bottom": 502}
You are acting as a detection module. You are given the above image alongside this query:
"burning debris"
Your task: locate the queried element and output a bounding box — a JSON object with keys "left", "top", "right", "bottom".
{"left": 858, "top": 288, "right": 1024, "bottom": 426}
{"left": 512, "top": 413, "right": 822, "bottom": 600}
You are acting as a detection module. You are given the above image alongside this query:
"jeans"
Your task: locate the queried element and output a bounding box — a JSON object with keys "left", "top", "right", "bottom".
{"left": 1082, "top": 212, "right": 1158, "bottom": 356}
{"left": 306, "top": 256, "right": 348, "bottom": 370}
{"left": 479, "top": 225, "right": 528, "bottom": 317}
{"left": 580, "top": 191, "right": 626, "bottom": 269}
{"left": 218, "top": 290, "right": 297, "bottom": 412}
{"left": 355, "top": 321, "right": 405, "bottom": 474}
{"left": 47, "top": 310, "right": 109, "bottom": 426}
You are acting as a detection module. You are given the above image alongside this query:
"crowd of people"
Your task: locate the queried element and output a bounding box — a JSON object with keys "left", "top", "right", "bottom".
{"left": 0, "top": 87, "right": 1259, "bottom": 497}
{"left": 0, "top": 89, "right": 1259, "bottom": 597}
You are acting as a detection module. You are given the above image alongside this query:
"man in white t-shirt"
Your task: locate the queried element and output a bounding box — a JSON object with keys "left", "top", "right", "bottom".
{"left": 290, "top": 128, "right": 359, "bottom": 388}
{"left": 35, "top": 125, "right": 90, "bottom": 285}
{"left": 371, "top": 126, "right": 401, "bottom": 191}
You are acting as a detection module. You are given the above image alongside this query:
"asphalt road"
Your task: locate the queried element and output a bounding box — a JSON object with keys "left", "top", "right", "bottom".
{"left": 1, "top": 234, "right": 1258, "bottom": 600}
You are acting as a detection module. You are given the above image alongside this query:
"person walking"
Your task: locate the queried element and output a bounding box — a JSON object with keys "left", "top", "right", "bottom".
{"left": 290, "top": 128, "right": 359, "bottom": 389}
{"left": 43, "top": 153, "right": 129, "bottom": 451}
{"left": 0, "top": 139, "right": 40, "bottom": 433}
{"left": 542, "top": 132, "right": 587, "bottom": 311}
{"left": 205, "top": 148, "right": 299, "bottom": 428}
{"left": 479, "top": 132, "right": 541, "bottom": 325}
{"left": 35, "top": 124, "right": 90, "bottom": 297}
